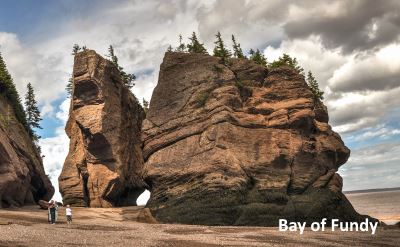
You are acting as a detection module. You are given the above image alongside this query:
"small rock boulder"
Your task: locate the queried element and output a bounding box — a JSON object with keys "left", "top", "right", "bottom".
{"left": 38, "top": 200, "right": 50, "bottom": 210}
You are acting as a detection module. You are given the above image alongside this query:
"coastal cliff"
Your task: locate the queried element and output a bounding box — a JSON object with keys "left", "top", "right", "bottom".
{"left": 0, "top": 95, "right": 54, "bottom": 208}
{"left": 59, "top": 50, "right": 373, "bottom": 226}
{"left": 143, "top": 52, "right": 369, "bottom": 225}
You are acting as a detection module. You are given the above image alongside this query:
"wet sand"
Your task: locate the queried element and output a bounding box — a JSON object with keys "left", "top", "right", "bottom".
{"left": 0, "top": 206, "right": 399, "bottom": 247}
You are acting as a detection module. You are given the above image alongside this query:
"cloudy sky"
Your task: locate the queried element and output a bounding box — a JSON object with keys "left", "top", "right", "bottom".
{"left": 1, "top": 0, "right": 399, "bottom": 202}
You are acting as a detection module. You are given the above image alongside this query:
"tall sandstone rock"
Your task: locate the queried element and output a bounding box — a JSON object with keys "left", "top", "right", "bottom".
{"left": 59, "top": 50, "right": 145, "bottom": 207}
{"left": 142, "top": 52, "right": 372, "bottom": 226}
{"left": 0, "top": 96, "right": 54, "bottom": 207}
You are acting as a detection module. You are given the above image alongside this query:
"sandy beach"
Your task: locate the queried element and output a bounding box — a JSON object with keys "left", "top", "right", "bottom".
{"left": 0, "top": 205, "right": 399, "bottom": 247}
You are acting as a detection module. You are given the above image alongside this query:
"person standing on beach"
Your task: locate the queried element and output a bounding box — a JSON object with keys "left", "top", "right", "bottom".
{"left": 66, "top": 205, "right": 72, "bottom": 225}
{"left": 48, "top": 200, "right": 56, "bottom": 224}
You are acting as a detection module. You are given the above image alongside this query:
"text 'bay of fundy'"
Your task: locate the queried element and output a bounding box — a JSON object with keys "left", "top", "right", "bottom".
{"left": 278, "top": 218, "right": 378, "bottom": 235}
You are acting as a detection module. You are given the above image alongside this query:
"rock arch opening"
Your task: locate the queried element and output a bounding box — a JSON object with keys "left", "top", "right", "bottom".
{"left": 136, "top": 190, "right": 150, "bottom": 206}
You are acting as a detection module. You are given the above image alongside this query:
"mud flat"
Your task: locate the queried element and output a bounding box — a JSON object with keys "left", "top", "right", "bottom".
{"left": 347, "top": 189, "right": 400, "bottom": 225}
{"left": 0, "top": 206, "right": 399, "bottom": 246}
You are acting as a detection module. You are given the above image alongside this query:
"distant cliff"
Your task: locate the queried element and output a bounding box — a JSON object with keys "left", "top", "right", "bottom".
{"left": 59, "top": 50, "right": 146, "bottom": 207}
{"left": 0, "top": 95, "right": 54, "bottom": 207}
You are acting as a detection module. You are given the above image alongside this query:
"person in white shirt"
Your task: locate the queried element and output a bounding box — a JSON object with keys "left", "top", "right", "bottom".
{"left": 66, "top": 205, "right": 72, "bottom": 225}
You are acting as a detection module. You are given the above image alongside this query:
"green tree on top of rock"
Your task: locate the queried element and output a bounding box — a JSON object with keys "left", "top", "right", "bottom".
{"left": 0, "top": 52, "right": 28, "bottom": 130}
{"left": 66, "top": 77, "right": 73, "bottom": 98}
{"left": 142, "top": 98, "right": 149, "bottom": 114}
{"left": 108, "top": 45, "right": 119, "bottom": 65}
{"left": 176, "top": 34, "right": 186, "bottom": 52}
{"left": 108, "top": 45, "right": 136, "bottom": 89}
{"left": 24, "top": 83, "right": 42, "bottom": 140}
{"left": 269, "top": 53, "right": 304, "bottom": 75}
{"left": 67, "top": 44, "right": 80, "bottom": 98}
{"left": 187, "top": 32, "right": 208, "bottom": 54}
{"left": 71, "top": 44, "right": 88, "bottom": 55}
{"left": 72, "top": 44, "right": 80, "bottom": 55}
{"left": 167, "top": 45, "right": 173, "bottom": 52}
{"left": 232, "top": 35, "right": 245, "bottom": 59}
{"left": 213, "top": 31, "right": 231, "bottom": 64}
{"left": 249, "top": 49, "right": 267, "bottom": 66}
{"left": 306, "top": 71, "right": 324, "bottom": 101}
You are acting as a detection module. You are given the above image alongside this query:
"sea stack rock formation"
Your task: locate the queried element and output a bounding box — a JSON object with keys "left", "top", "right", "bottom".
{"left": 59, "top": 50, "right": 145, "bottom": 207}
{"left": 142, "top": 52, "right": 369, "bottom": 226}
{"left": 0, "top": 96, "right": 54, "bottom": 208}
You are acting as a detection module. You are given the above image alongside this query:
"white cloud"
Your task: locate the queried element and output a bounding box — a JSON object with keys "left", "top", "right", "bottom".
{"left": 329, "top": 87, "right": 400, "bottom": 133}
{"left": 329, "top": 43, "right": 400, "bottom": 92}
{"left": 40, "top": 133, "right": 69, "bottom": 202}
{"left": 40, "top": 103, "right": 54, "bottom": 118}
{"left": 55, "top": 98, "right": 71, "bottom": 125}
{"left": 345, "top": 124, "right": 400, "bottom": 142}
{"left": 349, "top": 142, "right": 400, "bottom": 165}
{"left": 340, "top": 142, "right": 400, "bottom": 191}
{"left": 39, "top": 99, "right": 70, "bottom": 202}
{"left": 0, "top": 32, "right": 70, "bottom": 105}
{"left": 197, "top": 0, "right": 286, "bottom": 51}
{"left": 264, "top": 36, "right": 347, "bottom": 86}
{"left": 26, "top": 1, "right": 206, "bottom": 104}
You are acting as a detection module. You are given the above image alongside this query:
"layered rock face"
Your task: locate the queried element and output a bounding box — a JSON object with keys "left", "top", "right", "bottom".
{"left": 59, "top": 50, "right": 145, "bottom": 207}
{"left": 143, "top": 52, "right": 368, "bottom": 226}
{"left": 0, "top": 96, "right": 54, "bottom": 208}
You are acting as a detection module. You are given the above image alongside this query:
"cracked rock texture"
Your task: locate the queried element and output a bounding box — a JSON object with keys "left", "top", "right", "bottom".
{"left": 59, "top": 50, "right": 145, "bottom": 207}
{"left": 0, "top": 96, "right": 54, "bottom": 208}
{"left": 143, "top": 52, "right": 371, "bottom": 226}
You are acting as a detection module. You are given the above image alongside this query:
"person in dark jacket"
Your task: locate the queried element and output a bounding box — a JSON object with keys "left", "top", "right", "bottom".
{"left": 48, "top": 200, "right": 56, "bottom": 224}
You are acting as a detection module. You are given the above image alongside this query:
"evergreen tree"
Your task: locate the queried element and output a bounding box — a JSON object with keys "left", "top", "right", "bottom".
{"left": 66, "top": 44, "right": 80, "bottom": 97}
{"left": 249, "top": 49, "right": 267, "bottom": 66}
{"left": 248, "top": 49, "right": 255, "bottom": 56}
{"left": 0, "top": 52, "right": 28, "bottom": 129}
{"left": 187, "top": 32, "right": 208, "bottom": 54}
{"left": 142, "top": 98, "right": 149, "bottom": 114}
{"left": 306, "top": 71, "right": 324, "bottom": 101}
{"left": 120, "top": 71, "right": 136, "bottom": 89}
{"left": 167, "top": 45, "right": 173, "bottom": 52}
{"left": 108, "top": 45, "right": 118, "bottom": 65}
{"left": 176, "top": 34, "right": 186, "bottom": 52}
{"left": 232, "top": 35, "right": 245, "bottom": 58}
{"left": 269, "top": 53, "right": 304, "bottom": 75}
{"left": 213, "top": 31, "right": 231, "bottom": 64}
{"left": 66, "top": 77, "right": 73, "bottom": 98}
{"left": 24, "top": 83, "right": 42, "bottom": 140}
{"left": 108, "top": 45, "right": 136, "bottom": 89}
{"left": 72, "top": 44, "right": 81, "bottom": 55}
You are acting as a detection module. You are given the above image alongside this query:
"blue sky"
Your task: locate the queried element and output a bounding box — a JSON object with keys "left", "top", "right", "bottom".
{"left": 1, "top": 1, "right": 79, "bottom": 41}
{"left": 0, "top": 0, "right": 117, "bottom": 39}
{"left": 1, "top": 0, "right": 399, "bottom": 202}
